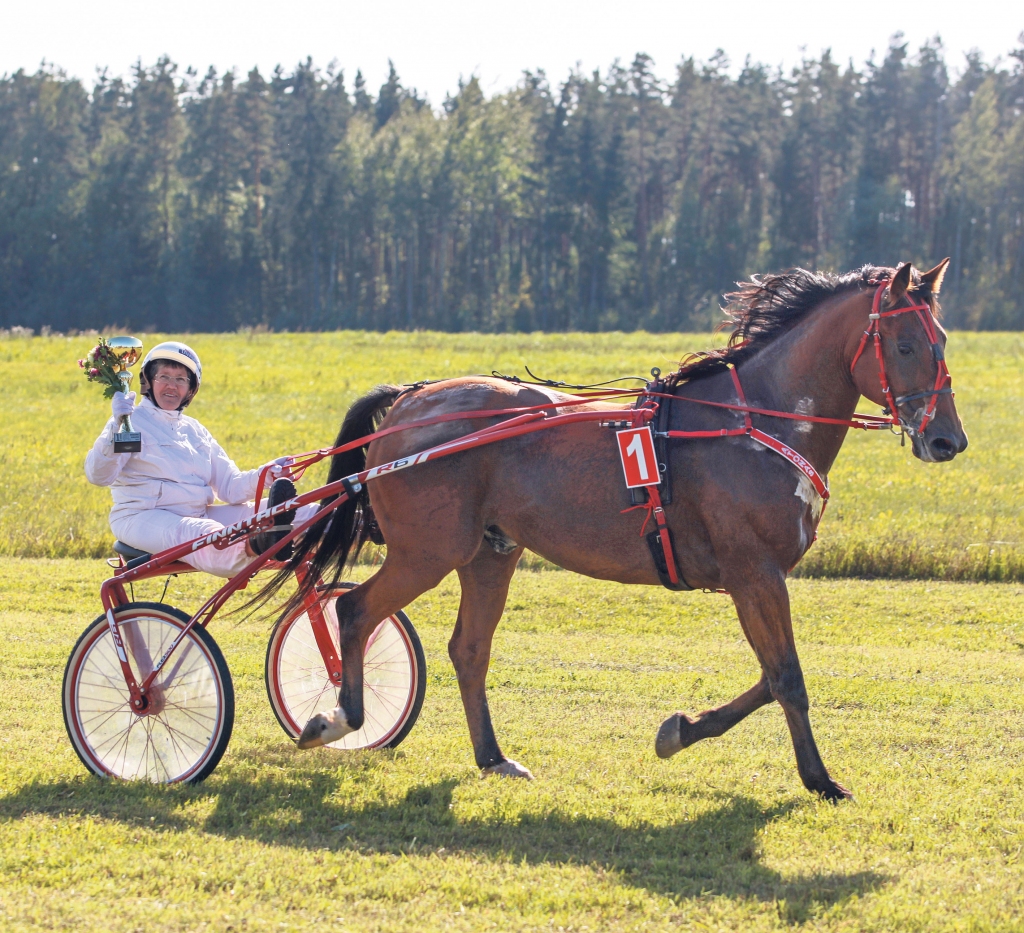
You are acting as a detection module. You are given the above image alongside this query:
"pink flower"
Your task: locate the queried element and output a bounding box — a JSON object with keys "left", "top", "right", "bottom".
{"left": 78, "top": 359, "right": 85, "bottom": 368}
{"left": 89, "top": 368, "right": 100, "bottom": 377}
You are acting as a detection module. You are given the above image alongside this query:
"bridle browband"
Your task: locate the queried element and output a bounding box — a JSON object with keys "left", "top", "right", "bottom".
{"left": 849, "top": 280, "right": 953, "bottom": 438}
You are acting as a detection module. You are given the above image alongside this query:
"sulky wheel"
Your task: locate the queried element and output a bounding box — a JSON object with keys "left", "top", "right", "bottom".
{"left": 265, "top": 583, "right": 426, "bottom": 750}
{"left": 63, "top": 602, "right": 234, "bottom": 784}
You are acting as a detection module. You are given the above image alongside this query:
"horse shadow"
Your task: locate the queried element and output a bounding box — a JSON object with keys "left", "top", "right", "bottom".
{"left": 0, "top": 757, "right": 884, "bottom": 921}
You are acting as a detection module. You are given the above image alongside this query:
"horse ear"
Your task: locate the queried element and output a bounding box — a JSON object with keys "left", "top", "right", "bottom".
{"left": 887, "top": 262, "right": 913, "bottom": 307}
{"left": 920, "top": 258, "right": 950, "bottom": 295}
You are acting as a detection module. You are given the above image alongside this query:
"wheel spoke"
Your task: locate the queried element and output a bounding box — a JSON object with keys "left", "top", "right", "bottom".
{"left": 159, "top": 708, "right": 218, "bottom": 737}
{"left": 365, "top": 645, "right": 409, "bottom": 668}
{"left": 80, "top": 664, "right": 132, "bottom": 693}
{"left": 77, "top": 705, "right": 133, "bottom": 731}
{"left": 159, "top": 717, "right": 207, "bottom": 772}
{"left": 366, "top": 689, "right": 404, "bottom": 718}
{"left": 361, "top": 705, "right": 389, "bottom": 736}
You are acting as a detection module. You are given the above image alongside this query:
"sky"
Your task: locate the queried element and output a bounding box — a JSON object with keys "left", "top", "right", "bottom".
{"left": 3, "top": 0, "right": 1021, "bottom": 102}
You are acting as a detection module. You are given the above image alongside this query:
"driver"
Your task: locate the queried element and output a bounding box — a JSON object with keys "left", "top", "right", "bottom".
{"left": 85, "top": 341, "right": 317, "bottom": 577}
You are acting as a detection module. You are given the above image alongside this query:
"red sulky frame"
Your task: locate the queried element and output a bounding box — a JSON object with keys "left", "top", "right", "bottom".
{"left": 99, "top": 381, "right": 888, "bottom": 710}
{"left": 100, "top": 397, "right": 659, "bottom": 712}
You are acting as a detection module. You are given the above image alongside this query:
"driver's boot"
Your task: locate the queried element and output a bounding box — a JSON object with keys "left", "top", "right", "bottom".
{"left": 251, "top": 478, "right": 297, "bottom": 560}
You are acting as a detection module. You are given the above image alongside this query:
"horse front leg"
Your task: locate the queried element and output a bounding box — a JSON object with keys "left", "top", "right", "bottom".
{"left": 656, "top": 675, "right": 774, "bottom": 758}
{"left": 451, "top": 544, "right": 533, "bottom": 778}
{"left": 728, "top": 568, "right": 851, "bottom": 802}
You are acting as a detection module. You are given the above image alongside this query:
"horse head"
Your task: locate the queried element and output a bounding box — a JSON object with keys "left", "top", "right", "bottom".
{"left": 850, "top": 259, "right": 968, "bottom": 463}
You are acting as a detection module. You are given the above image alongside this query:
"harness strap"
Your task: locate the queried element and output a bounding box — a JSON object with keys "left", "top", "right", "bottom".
{"left": 644, "top": 484, "right": 692, "bottom": 591}
{"left": 895, "top": 387, "right": 953, "bottom": 406}
{"left": 748, "top": 429, "right": 829, "bottom": 501}
{"left": 628, "top": 389, "right": 655, "bottom": 507}
{"left": 729, "top": 366, "right": 753, "bottom": 432}
{"left": 645, "top": 390, "right": 892, "bottom": 428}
{"left": 652, "top": 374, "right": 674, "bottom": 505}
{"left": 657, "top": 365, "right": 830, "bottom": 501}
{"left": 638, "top": 364, "right": 830, "bottom": 590}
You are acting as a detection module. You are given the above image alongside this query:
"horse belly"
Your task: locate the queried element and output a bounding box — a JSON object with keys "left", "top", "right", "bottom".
{"left": 483, "top": 426, "right": 663, "bottom": 584}
{"left": 368, "top": 418, "right": 663, "bottom": 585}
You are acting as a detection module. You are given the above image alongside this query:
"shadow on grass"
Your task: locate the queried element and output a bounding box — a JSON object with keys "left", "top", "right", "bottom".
{"left": 0, "top": 757, "right": 884, "bottom": 919}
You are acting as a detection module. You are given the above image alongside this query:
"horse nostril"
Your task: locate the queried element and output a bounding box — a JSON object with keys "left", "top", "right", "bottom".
{"left": 929, "top": 436, "right": 956, "bottom": 460}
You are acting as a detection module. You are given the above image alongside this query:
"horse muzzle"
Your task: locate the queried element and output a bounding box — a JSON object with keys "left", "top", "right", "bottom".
{"left": 911, "top": 424, "right": 968, "bottom": 463}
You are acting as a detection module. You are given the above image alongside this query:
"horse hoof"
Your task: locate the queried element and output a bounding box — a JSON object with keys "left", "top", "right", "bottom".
{"left": 481, "top": 758, "right": 534, "bottom": 780}
{"left": 817, "top": 780, "right": 854, "bottom": 804}
{"left": 296, "top": 706, "right": 355, "bottom": 749}
{"left": 655, "top": 713, "right": 685, "bottom": 758}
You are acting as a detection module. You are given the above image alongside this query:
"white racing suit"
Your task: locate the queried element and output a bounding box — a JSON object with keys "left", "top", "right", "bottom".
{"left": 85, "top": 397, "right": 317, "bottom": 577}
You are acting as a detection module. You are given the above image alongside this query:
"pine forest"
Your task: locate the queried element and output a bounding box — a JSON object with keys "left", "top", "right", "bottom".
{"left": 2, "top": 35, "right": 1024, "bottom": 333}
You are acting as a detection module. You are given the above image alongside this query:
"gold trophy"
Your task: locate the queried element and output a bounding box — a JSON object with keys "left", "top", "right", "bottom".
{"left": 108, "top": 336, "right": 144, "bottom": 452}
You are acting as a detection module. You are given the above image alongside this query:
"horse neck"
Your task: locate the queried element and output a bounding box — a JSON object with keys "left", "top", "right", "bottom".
{"left": 735, "top": 289, "right": 871, "bottom": 475}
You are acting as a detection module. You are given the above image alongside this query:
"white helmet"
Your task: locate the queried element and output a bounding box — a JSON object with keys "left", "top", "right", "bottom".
{"left": 141, "top": 341, "right": 202, "bottom": 407}
{"left": 142, "top": 341, "right": 202, "bottom": 385}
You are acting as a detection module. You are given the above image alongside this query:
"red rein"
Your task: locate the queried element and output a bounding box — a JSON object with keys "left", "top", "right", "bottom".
{"left": 258, "top": 280, "right": 949, "bottom": 519}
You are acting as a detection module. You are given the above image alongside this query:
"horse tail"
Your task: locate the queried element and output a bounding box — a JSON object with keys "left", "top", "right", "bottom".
{"left": 248, "top": 383, "right": 402, "bottom": 620}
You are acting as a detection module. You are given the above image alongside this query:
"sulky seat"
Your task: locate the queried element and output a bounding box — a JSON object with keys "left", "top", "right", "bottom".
{"left": 112, "top": 539, "right": 153, "bottom": 569}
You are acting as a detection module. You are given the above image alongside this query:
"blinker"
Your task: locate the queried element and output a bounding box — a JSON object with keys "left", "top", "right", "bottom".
{"left": 931, "top": 343, "right": 944, "bottom": 362}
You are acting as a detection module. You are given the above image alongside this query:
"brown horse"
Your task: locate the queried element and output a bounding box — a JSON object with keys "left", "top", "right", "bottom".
{"left": 272, "top": 260, "right": 966, "bottom": 801}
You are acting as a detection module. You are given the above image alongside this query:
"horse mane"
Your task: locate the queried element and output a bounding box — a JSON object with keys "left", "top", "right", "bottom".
{"left": 669, "top": 264, "right": 939, "bottom": 385}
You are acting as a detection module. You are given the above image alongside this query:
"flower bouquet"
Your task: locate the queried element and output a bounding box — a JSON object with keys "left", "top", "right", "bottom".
{"left": 78, "top": 336, "right": 144, "bottom": 451}
{"left": 78, "top": 338, "right": 130, "bottom": 399}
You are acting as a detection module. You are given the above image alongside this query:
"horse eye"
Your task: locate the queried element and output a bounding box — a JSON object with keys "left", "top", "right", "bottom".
{"left": 898, "top": 343, "right": 913, "bottom": 356}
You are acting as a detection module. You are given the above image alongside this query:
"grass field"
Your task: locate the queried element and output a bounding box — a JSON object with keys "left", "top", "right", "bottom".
{"left": 1, "top": 330, "right": 1022, "bottom": 929}
{"left": 0, "top": 559, "right": 1022, "bottom": 931}
{"left": 1, "top": 329, "right": 1022, "bottom": 579}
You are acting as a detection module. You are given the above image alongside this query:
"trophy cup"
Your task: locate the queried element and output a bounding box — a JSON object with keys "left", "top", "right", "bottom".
{"left": 108, "top": 336, "right": 144, "bottom": 452}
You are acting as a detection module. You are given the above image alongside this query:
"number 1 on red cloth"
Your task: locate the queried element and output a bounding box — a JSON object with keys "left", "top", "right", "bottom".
{"left": 616, "top": 426, "right": 661, "bottom": 488}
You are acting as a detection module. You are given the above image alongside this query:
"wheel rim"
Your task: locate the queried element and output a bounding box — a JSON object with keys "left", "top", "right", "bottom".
{"left": 69, "top": 612, "right": 224, "bottom": 782}
{"left": 272, "top": 599, "right": 417, "bottom": 749}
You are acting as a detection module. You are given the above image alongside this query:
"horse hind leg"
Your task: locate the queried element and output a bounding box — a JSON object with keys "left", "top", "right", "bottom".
{"left": 450, "top": 542, "right": 533, "bottom": 779}
{"left": 297, "top": 552, "right": 449, "bottom": 748}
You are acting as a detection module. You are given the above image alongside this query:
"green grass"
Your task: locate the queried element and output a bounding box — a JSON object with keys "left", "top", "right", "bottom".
{"left": 3, "top": 331, "right": 1021, "bottom": 929}
{"left": 0, "top": 559, "right": 1022, "bottom": 930}
{"left": 1, "top": 329, "right": 1021, "bottom": 579}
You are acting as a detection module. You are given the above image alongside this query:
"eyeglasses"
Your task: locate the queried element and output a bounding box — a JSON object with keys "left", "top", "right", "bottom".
{"left": 153, "top": 374, "right": 191, "bottom": 389}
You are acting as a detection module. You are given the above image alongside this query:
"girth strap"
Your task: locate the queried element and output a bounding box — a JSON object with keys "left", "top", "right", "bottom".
{"left": 644, "top": 485, "right": 693, "bottom": 591}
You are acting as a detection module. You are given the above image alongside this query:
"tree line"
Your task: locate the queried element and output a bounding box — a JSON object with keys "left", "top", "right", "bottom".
{"left": 2, "top": 36, "right": 1023, "bottom": 333}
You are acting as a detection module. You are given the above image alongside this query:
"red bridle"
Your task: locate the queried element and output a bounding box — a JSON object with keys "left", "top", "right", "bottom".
{"left": 849, "top": 281, "right": 953, "bottom": 437}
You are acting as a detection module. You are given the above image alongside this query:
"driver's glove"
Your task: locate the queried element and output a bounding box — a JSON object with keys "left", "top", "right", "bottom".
{"left": 111, "top": 391, "right": 136, "bottom": 419}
